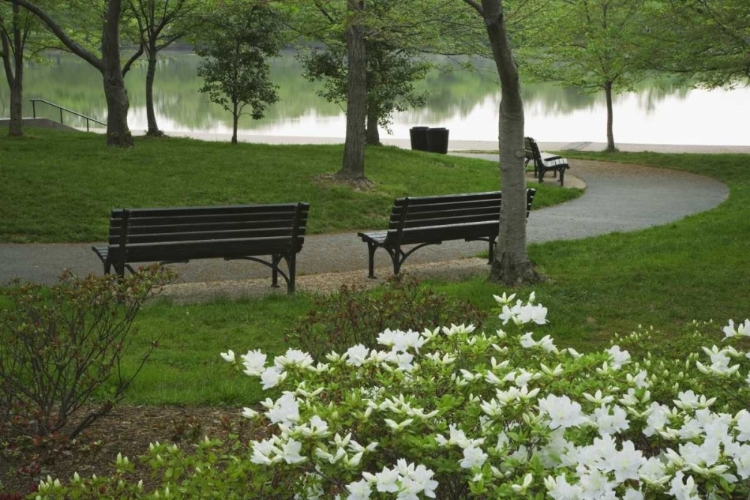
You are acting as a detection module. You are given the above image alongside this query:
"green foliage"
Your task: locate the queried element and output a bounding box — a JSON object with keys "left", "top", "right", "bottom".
{"left": 297, "top": 0, "right": 433, "bottom": 137}
{"left": 286, "top": 275, "right": 487, "bottom": 360}
{"left": 517, "top": 0, "right": 655, "bottom": 148}
{"left": 642, "top": 0, "right": 750, "bottom": 88}
{"left": 194, "top": 1, "right": 287, "bottom": 138}
{"left": 0, "top": 265, "right": 175, "bottom": 442}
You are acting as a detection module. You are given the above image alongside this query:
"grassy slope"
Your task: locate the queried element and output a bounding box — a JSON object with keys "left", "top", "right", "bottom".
{"left": 116, "top": 152, "right": 750, "bottom": 406}
{"left": 435, "top": 152, "right": 750, "bottom": 351}
{"left": 0, "top": 130, "right": 578, "bottom": 242}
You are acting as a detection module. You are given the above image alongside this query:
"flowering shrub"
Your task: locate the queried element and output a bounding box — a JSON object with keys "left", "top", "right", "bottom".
{"left": 36, "top": 293, "right": 750, "bottom": 499}
{"left": 286, "top": 275, "right": 486, "bottom": 360}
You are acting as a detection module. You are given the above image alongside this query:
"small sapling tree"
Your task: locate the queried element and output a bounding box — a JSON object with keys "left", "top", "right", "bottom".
{"left": 194, "top": 1, "right": 286, "bottom": 144}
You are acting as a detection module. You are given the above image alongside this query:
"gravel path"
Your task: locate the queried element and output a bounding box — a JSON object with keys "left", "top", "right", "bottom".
{"left": 0, "top": 157, "right": 729, "bottom": 300}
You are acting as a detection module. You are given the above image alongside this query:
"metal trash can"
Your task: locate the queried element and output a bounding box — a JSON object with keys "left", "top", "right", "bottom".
{"left": 427, "top": 127, "right": 449, "bottom": 154}
{"left": 409, "top": 126, "right": 429, "bottom": 151}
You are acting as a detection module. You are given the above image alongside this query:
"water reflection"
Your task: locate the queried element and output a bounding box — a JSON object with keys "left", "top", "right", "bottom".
{"left": 1, "top": 52, "right": 747, "bottom": 145}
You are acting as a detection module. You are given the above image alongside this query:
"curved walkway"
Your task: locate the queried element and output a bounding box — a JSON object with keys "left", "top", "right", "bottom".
{"left": 0, "top": 157, "right": 729, "bottom": 291}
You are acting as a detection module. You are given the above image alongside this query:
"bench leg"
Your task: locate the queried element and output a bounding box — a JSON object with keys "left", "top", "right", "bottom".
{"left": 113, "top": 263, "right": 126, "bottom": 281}
{"left": 488, "top": 238, "right": 495, "bottom": 265}
{"left": 103, "top": 261, "right": 112, "bottom": 274}
{"left": 287, "top": 254, "right": 296, "bottom": 294}
{"left": 559, "top": 167, "right": 566, "bottom": 187}
{"left": 366, "top": 242, "right": 378, "bottom": 279}
{"left": 271, "top": 254, "right": 281, "bottom": 288}
{"left": 538, "top": 168, "right": 545, "bottom": 183}
{"left": 392, "top": 249, "right": 404, "bottom": 275}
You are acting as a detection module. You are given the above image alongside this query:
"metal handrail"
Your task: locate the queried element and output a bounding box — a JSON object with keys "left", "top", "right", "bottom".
{"left": 30, "top": 99, "right": 106, "bottom": 132}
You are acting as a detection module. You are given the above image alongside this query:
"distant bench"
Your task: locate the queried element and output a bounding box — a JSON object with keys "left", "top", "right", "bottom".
{"left": 358, "top": 189, "right": 536, "bottom": 278}
{"left": 92, "top": 202, "right": 310, "bottom": 293}
{"left": 524, "top": 137, "right": 570, "bottom": 186}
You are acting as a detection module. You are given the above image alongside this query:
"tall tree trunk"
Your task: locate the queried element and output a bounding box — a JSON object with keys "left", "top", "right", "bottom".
{"left": 102, "top": 0, "right": 132, "bottom": 147}
{"left": 365, "top": 105, "right": 381, "bottom": 145}
{"left": 8, "top": 79, "right": 22, "bottom": 136}
{"left": 231, "top": 102, "right": 238, "bottom": 144}
{"left": 475, "top": 0, "right": 540, "bottom": 286}
{"left": 604, "top": 80, "right": 616, "bottom": 152}
{"left": 337, "top": 0, "right": 367, "bottom": 180}
{"left": 145, "top": 44, "right": 163, "bottom": 137}
{"left": 1, "top": 2, "right": 24, "bottom": 136}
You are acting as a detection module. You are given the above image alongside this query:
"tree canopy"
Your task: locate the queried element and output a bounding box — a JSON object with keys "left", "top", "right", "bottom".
{"left": 194, "top": 1, "right": 286, "bottom": 144}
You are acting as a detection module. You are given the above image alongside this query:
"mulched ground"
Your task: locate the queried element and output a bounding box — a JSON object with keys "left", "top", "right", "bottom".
{"left": 1, "top": 405, "right": 263, "bottom": 496}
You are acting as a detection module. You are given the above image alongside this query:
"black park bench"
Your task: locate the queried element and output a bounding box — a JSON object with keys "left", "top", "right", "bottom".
{"left": 92, "top": 202, "right": 310, "bottom": 293}
{"left": 524, "top": 137, "right": 570, "bottom": 186}
{"left": 358, "top": 189, "right": 536, "bottom": 278}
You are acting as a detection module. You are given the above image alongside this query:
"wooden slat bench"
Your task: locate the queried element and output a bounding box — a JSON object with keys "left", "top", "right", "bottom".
{"left": 358, "top": 189, "right": 536, "bottom": 278}
{"left": 525, "top": 137, "right": 570, "bottom": 186}
{"left": 92, "top": 202, "right": 310, "bottom": 293}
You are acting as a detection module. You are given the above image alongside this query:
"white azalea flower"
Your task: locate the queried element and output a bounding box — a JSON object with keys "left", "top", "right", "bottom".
{"left": 241, "top": 349, "right": 267, "bottom": 376}
{"left": 346, "top": 344, "right": 370, "bottom": 366}
{"left": 538, "top": 394, "right": 587, "bottom": 430}
{"left": 545, "top": 474, "right": 584, "bottom": 500}
{"left": 346, "top": 479, "right": 371, "bottom": 500}
{"left": 261, "top": 366, "right": 286, "bottom": 390}
{"left": 220, "top": 350, "right": 235, "bottom": 363}
{"left": 492, "top": 292, "right": 516, "bottom": 306}
{"left": 266, "top": 392, "right": 299, "bottom": 426}
{"left": 241, "top": 407, "right": 258, "bottom": 419}
{"left": 279, "top": 439, "right": 306, "bottom": 464}
{"left": 736, "top": 410, "right": 750, "bottom": 442}
{"left": 668, "top": 471, "right": 699, "bottom": 500}
{"left": 460, "top": 446, "right": 488, "bottom": 469}
{"left": 593, "top": 404, "right": 630, "bottom": 435}
{"left": 606, "top": 346, "right": 631, "bottom": 369}
{"left": 275, "top": 349, "right": 314, "bottom": 370}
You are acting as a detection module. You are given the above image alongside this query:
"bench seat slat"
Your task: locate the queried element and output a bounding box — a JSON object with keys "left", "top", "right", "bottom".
{"left": 109, "top": 227, "right": 301, "bottom": 245}
{"left": 111, "top": 203, "right": 303, "bottom": 218}
{"left": 398, "top": 214, "right": 500, "bottom": 229}
{"left": 392, "top": 198, "right": 501, "bottom": 214}
{"left": 393, "top": 191, "right": 502, "bottom": 205}
{"left": 108, "top": 237, "right": 300, "bottom": 263}
{"left": 110, "top": 212, "right": 306, "bottom": 227}
{"left": 111, "top": 220, "right": 307, "bottom": 236}
{"left": 394, "top": 222, "right": 498, "bottom": 246}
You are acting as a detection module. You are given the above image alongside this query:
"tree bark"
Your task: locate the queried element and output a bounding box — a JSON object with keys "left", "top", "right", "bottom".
{"left": 472, "top": 0, "right": 541, "bottom": 286}
{"left": 232, "top": 102, "right": 239, "bottom": 144}
{"left": 8, "top": 78, "right": 22, "bottom": 136}
{"left": 365, "top": 105, "right": 381, "bottom": 146}
{"left": 337, "top": 0, "right": 367, "bottom": 180}
{"left": 604, "top": 80, "right": 616, "bottom": 152}
{"left": 102, "top": 0, "right": 132, "bottom": 147}
{"left": 1, "top": 2, "right": 24, "bottom": 136}
{"left": 145, "top": 45, "right": 163, "bottom": 137}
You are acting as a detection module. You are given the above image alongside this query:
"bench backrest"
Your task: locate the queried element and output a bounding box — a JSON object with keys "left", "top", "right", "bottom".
{"left": 525, "top": 137, "right": 544, "bottom": 164}
{"left": 386, "top": 190, "right": 536, "bottom": 246}
{"left": 524, "top": 137, "right": 535, "bottom": 163}
{"left": 107, "top": 203, "right": 310, "bottom": 263}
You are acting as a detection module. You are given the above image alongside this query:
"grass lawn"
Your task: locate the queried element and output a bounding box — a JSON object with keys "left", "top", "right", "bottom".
{"left": 112, "top": 151, "right": 750, "bottom": 407}
{"left": 3, "top": 130, "right": 748, "bottom": 407}
{"left": 0, "top": 129, "right": 578, "bottom": 243}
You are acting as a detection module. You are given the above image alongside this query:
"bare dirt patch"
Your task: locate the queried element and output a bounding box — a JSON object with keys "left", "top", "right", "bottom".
{"left": 1, "top": 405, "right": 263, "bottom": 496}
{"left": 313, "top": 173, "right": 375, "bottom": 191}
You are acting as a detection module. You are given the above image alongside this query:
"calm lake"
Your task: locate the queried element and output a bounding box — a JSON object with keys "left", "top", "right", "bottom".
{"left": 2, "top": 51, "right": 748, "bottom": 145}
